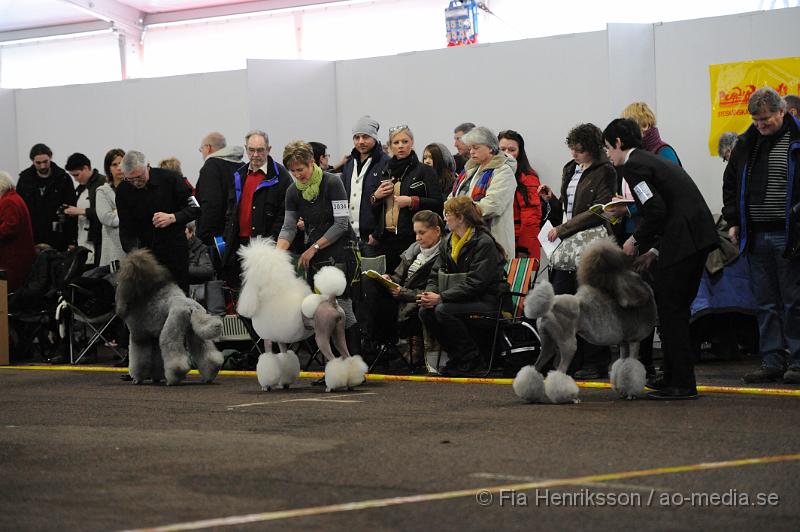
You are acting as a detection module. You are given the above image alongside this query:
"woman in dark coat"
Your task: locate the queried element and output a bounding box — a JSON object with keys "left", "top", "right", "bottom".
{"left": 419, "top": 196, "right": 508, "bottom": 376}
{"left": 370, "top": 125, "right": 442, "bottom": 272}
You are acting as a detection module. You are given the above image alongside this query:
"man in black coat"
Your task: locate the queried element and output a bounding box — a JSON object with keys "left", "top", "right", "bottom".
{"left": 603, "top": 118, "right": 717, "bottom": 400}
{"left": 117, "top": 150, "right": 199, "bottom": 292}
{"left": 195, "top": 132, "right": 244, "bottom": 251}
{"left": 16, "top": 143, "right": 77, "bottom": 251}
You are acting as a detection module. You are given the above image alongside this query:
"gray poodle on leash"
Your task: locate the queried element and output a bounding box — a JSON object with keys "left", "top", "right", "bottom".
{"left": 514, "top": 238, "right": 657, "bottom": 403}
{"left": 116, "top": 249, "right": 224, "bottom": 385}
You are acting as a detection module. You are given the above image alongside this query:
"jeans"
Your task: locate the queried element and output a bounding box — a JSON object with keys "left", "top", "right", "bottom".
{"left": 747, "top": 230, "right": 800, "bottom": 370}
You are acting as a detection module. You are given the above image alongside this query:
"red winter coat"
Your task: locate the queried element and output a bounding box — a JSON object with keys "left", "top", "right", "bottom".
{"left": 0, "top": 189, "right": 36, "bottom": 291}
{"left": 513, "top": 171, "right": 542, "bottom": 260}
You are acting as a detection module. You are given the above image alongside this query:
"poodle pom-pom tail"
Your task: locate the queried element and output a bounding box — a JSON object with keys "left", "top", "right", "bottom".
{"left": 544, "top": 370, "right": 580, "bottom": 404}
{"left": 314, "top": 266, "right": 347, "bottom": 297}
{"left": 524, "top": 280, "right": 555, "bottom": 319}
{"left": 324, "top": 357, "right": 350, "bottom": 392}
{"left": 513, "top": 365, "right": 547, "bottom": 403}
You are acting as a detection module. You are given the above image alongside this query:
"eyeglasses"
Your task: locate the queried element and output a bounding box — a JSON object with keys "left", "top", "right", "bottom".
{"left": 246, "top": 147, "right": 268, "bottom": 154}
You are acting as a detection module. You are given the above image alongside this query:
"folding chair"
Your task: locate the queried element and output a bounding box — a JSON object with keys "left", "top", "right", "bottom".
{"left": 60, "top": 279, "right": 125, "bottom": 364}
{"left": 474, "top": 256, "right": 542, "bottom": 376}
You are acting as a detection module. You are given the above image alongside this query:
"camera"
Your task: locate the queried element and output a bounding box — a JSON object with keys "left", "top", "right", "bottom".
{"left": 53, "top": 205, "right": 67, "bottom": 233}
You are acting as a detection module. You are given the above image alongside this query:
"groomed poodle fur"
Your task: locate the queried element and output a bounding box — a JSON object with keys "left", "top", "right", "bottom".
{"left": 237, "top": 238, "right": 366, "bottom": 392}
{"left": 515, "top": 238, "right": 656, "bottom": 403}
{"left": 116, "top": 249, "right": 223, "bottom": 385}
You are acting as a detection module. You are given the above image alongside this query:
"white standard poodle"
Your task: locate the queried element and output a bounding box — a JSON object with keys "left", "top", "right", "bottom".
{"left": 513, "top": 238, "right": 657, "bottom": 403}
{"left": 236, "top": 238, "right": 367, "bottom": 392}
{"left": 116, "top": 249, "right": 224, "bottom": 385}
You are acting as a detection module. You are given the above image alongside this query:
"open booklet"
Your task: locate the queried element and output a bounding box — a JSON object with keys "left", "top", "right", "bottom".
{"left": 364, "top": 269, "right": 401, "bottom": 290}
{"left": 588, "top": 198, "right": 635, "bottom": 225}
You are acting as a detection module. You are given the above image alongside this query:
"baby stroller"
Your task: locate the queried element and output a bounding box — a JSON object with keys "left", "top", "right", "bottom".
{"left": 8, "top": 246, "right": 89, "bottom": 362}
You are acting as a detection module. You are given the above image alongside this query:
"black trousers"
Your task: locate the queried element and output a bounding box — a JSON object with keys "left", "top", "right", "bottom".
{"left": 419, "top": 299, "right": 497, "bottom": 362}
{"left": 653, "top": 251, "right": 708, "bottom": 389}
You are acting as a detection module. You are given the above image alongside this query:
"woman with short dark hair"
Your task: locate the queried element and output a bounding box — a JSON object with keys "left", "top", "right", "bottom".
{"left": 95, "top": 148, "right": 126, "bottom": 267}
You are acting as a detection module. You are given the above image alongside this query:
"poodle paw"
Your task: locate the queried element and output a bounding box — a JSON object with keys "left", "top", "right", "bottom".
{"left": 256, "top": 353, "right": 282, "bottom": 391}
{"left": 345, "top": 355, "right": 368, "bottom": 388}
{"left": 324, "top": 357, "right": 349, "bottom": 392}
{"left": 544, "top": 371, "right": 580, "bottom": 404}
{"left": 513, "top": 365, "right": 547, "bottom": 403}
{"left": 610, "top": 358, "right": 647, "bottom": 399}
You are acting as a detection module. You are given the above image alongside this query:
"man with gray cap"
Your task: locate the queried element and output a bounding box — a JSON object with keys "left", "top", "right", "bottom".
{"left": 341, "top": 115, "right": 389, "bottom": 251}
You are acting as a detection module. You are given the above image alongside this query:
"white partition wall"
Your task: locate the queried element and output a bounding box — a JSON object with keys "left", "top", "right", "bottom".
{"left": 246, "top": 59, "right": 339, "bottom": 162}
{"left": 654, "top": 8, "right": 800, "bottom": 211}
{"left": 0, "top": 89, "right": 18, "bottom": 178}
{"left": 335, "top": 30, "right": 613, "bottom": 187}
{"left": 14, "top": 70, "right": 250, "bottom": 183}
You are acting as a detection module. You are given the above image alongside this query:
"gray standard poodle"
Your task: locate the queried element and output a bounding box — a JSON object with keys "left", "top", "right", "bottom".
{"left": 514, "top": 238, "right": 657, "bottom": 403}
{"left": 116, "top": 249, "right": 224, "bottom": 385}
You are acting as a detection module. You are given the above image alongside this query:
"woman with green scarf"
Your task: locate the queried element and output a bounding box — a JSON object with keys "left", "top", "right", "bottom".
{"left": 418, "top": 196, "right": 509, "bottom": 376}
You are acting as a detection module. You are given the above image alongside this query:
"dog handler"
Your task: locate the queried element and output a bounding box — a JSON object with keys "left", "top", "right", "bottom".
{"left": 276, "top": 141, "right": 358, "bottom": 342}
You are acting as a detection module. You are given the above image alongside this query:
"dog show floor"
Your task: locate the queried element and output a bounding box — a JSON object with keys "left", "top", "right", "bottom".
{"left": 1, "top": 363, "right": 799, "bottom": 532}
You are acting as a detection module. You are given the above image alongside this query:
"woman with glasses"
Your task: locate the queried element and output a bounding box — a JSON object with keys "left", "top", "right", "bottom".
{"left": 450, "top": 126, "right": 517, "bottom": 260}
{"left": 418, "top": 196, "right": 509, "bottom": 376}
{"left": 538, "top": 123, "right": 617, "bottom": 379}
{"left": 370, "top": 125, "right": 442, "bottom": 272}
{"left": 498, "top": 130, "right": 542, "bottom": 260}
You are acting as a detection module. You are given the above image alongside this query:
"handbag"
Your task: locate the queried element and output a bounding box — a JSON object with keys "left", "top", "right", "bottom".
{"left": 437, "top": 271, "right": 468, "bottom": 291}
{"left": 549, "top": 225, "right": 609, "bottom": 272}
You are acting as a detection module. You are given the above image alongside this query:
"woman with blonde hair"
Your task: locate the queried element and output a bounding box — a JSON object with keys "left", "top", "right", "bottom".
{"left": 621, "top": 102, "right": 681, "bottom": 166}
{"left": 418, "top": 196, "right": 508, "bottom": 376}
{"left": 370, "top": 125, "right": 442, "bottom": 272}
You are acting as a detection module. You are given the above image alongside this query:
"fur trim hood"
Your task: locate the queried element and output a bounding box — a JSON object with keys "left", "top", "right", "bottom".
{"left": 464, "top": 152, "right": 517, "bottom": 174}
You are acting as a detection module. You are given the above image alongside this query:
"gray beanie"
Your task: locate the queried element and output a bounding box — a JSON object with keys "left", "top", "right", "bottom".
{"left": 352, "top": 115, "right": 380, "bottom": 141}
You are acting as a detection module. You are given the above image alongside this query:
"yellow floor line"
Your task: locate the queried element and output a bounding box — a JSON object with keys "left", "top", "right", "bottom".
{"left": 123, "top": 453, "right": 800, "bottom": 532}
{"left": 2, "top": 364, "right": 799, "bottom": 396}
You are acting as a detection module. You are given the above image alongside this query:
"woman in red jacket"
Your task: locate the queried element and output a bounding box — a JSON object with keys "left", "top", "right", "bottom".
{"left": 498, "top": 130, "right": 542, "bottom": 260}
{"left": 0, "top": 171, "right": 36, "bottom": 291}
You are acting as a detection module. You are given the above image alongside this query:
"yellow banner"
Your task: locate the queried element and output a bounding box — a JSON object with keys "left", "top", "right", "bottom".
{"left": 708, "top": 57, "right": 800, "bottom": 156}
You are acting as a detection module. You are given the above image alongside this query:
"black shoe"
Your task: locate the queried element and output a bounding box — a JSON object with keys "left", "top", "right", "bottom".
{"left": 114, "top": 356, "right": 129, "bottom": 368}
{"left": 647, "top": 386, "right": 698, "bottom": 400}
{"left": 742, "top": 367, "right": 783, "bottom": 383}
{"left": 311, "top": 376, "right": 326, "bottom": 386}
{"left": 441, "top": 356, "right": 483, "bottom": 377}
{"left": 119, "top": 373, "right": 133, "bottom": 381}
{"left": 574, "top": 367, "right": 608, "bottom": 380}
{"left": 646, "top": 376, "right": 667, "bottom": 390}
{"left": 48, "top": 355, "right": 69, "bottom": 365}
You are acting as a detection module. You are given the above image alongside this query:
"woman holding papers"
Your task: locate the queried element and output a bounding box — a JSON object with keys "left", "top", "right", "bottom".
{"left": 364, "top": 210, "right": 445, "bottom": 368}
{"left": 538, "top": 123, "right": 617, "bottom": 379}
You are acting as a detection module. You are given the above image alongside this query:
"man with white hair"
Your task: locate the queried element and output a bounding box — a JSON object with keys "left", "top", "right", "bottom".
{"left": 195, "top": 131, "right": 244, "bottom": 250}
{"left": 722, "top": 87, "right": 800, "bottom": 384}
{"left": 116, "top": 150, "right": 200, "bottom": 292}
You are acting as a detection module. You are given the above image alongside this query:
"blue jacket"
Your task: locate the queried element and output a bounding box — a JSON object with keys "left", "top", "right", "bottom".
{"left": 722, "top": 113, "right": 800, "bottom": 258}
{"left": 341, "top": 142, "right": 388, "bottom": 242}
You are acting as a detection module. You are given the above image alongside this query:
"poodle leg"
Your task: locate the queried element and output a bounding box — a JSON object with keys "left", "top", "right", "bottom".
{"left": 315, "top": 327, "right": 338, "bottom": 363}
{"left": 332, "top": 317, "right": 351, "bottom": 359}
{"left": 555, "top": 335, "right": 578, "bottom": 374}
{"left": 533, "top": 331, "right": 557, "bottom": 373}
{"left": 627, "top": 341, "right": 640, "bottom": 361}
{"left": 159, "top": 307, "right": 192, "bottom": 386}
{"left": 151, "top": 345, "right": 165, "bottom": 384}
{"left": 189, "top": 334, "right": 223, "bottom": 384}
{"left": 128, "top": 336, "right": 152, "bottom": 385}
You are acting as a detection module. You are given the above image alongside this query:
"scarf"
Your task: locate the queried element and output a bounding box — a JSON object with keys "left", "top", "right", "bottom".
{"left": 450, "top": 227, "right": 474, "bottom": 262}
{"left": 408, "top": 242, "right": 439, "bottom": 277}
{"left": 641, "top": 126, "right": 670, "bottom": 155}
{"left": 452, "top": 166, "right": 494, "bottom": 202}
{"left": 295, "top": 164, "right": 323, "bottom": 201}
{"left": 387, "top": 151, "right": 417, "bottom": 179}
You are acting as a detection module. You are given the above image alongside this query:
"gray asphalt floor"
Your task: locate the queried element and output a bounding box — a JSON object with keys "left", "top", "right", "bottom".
{"left": 1, "top": 356, "right": 799, "bottom": 532}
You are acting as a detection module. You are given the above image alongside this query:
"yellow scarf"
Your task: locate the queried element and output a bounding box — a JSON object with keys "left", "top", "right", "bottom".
{"left": 450, "top": 227, "right": 474, "bottom": 262}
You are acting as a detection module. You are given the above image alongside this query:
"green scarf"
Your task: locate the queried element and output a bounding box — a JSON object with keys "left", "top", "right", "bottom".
{"left": 296, "top": 164, "right": 323, "bottom": 201}
{"left": 450, "top": 227, "right": 474, "bottom": 262}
